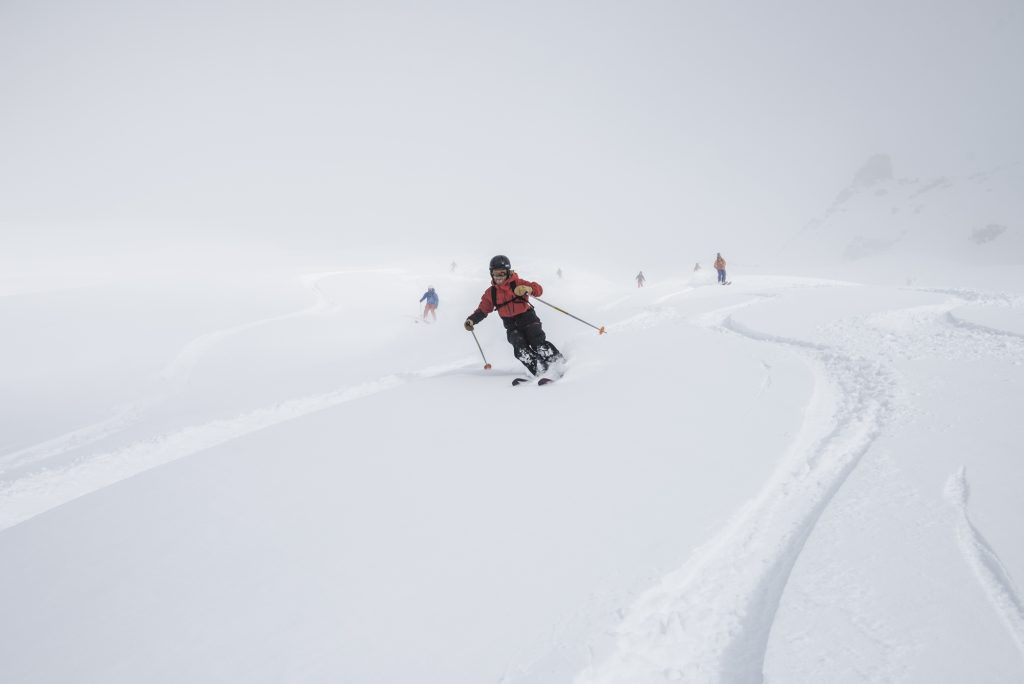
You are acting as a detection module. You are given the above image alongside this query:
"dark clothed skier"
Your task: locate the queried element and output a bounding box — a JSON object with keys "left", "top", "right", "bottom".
{"left": 636, "top": 271, "right": 646, "bottom": 288}
{"left": 464, "top": 255, "right": 563, "bottom": 376}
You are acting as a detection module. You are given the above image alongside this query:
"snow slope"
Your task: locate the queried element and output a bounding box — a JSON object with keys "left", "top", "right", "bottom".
{"left": 1, "top": 262, "right": 1023, "bottom": 683}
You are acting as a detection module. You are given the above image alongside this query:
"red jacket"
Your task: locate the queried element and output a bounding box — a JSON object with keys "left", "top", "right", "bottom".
{"left": 470, "top": 271, "right": 543, "bottom": 321}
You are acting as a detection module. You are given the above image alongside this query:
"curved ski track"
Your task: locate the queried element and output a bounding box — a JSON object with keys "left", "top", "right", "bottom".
{"left": 578, "top": 292, "right": 894, "bottom": 684}
{"left": 580, "top": 285, "right": 1024, "bottom": 684}
{"left": 946, "top": 467, "right": 1024, "bottom": 662}
{"left": 0, "top": 269, "right": 415, "bottom": 530}
{"left": 0, "top": 358, "right": 479, "bottom": 531}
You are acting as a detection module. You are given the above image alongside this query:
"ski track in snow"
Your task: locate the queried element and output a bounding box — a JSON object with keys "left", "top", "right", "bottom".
{"left": 156, "top": 269, "right": 405, "bottom": 387}
{"left": 653, "top": 288, "right": 696, "bottom": 304}
{"left": 6, "top": 274, "right": 1023, "bottom": 682}
{"left": 0, "top": 269, "right": 429, "bottom": 529}
{"left": 945, "top": 467, "right": 1024, "bottom": 662}
{"left": 0, "top": 358, "right": 473, "bottom": 532}
{"left": 907, "top": 286, "right": 1024, "bottom": 307}
{"left": 577, "top": 292, "right": 894, "bottom": 684}
{"left": 0, "top": 401, "right": 155, "bottom": 478}
{"left": 0, "top": 270, "right": 377, "bottom": 479}
{"left": 0, "top": 265, "right": 596, "bottom": 530}
{"left": 578, "top": 284, "right": 1024, "bottom": 683}
{"left": 825, "top": 298, "right": 1024, "bottom": 365}
{"left": 610, "top": 307, "right": 682, "bottom": 332}
{"left": 945, "top": 310, "right": 1024, "bottom": 341}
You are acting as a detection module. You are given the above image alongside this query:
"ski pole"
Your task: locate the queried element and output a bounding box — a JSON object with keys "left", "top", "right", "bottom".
{"left": 532, "top": 296, "right": 606, "bottom": 335}
{"left": 470, "top": 329, "right": 492, "bottom": 369}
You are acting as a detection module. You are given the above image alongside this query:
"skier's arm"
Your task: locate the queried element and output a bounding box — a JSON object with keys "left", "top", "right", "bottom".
{"left": 517, "top": 279, "right": 543, "bottom": 297}
{"left": 466, "top": 291, "right": 494, "bottom": 327}
{"left": 476, "top": 291, "right": 495, "bottom": 316}
{"left": 419, "top": 293, "right": 427, "bottom": 302}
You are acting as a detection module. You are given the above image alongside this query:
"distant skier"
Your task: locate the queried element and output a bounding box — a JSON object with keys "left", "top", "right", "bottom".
{"left": 450, "top": 261, "right": 458, "bottom": 273}
{"left": 636, "top": 271, "right": 646, "bottom": 288}
{"left": 464, "top": 255, "right": 563, "bottom": 377}
{"left": 714, "top": 253, "right": 727, "bottom": 284}
{"left": 557, "top": 267, "right": 563, "bottom": 279}
{"left": 694, "top": 262, "right": 701, "bottom": 272}
{"left": 419, "top": 286, "right": 439, "bottom": 321}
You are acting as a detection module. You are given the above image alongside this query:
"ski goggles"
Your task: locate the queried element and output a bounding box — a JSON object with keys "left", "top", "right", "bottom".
{"left": 490, "top": 269, "right": 509, "bottom": 278}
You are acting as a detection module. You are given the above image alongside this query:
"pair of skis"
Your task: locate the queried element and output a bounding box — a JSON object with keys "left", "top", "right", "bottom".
{"left": 512, "top": 376, "right": 556, "bottom": 387}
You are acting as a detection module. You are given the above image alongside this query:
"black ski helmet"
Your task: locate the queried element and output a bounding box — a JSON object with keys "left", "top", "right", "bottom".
{"left": 489, "top": 255, "right": 511, "bottom": 271}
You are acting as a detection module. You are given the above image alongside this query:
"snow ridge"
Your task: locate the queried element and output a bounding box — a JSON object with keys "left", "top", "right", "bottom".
{"left": 945, "top": 467, "right": 1024, "bottom": 662}
{"left": 908, "top": 287, "right": 1024, "bottom": 307}
{"left": 0, "top": 358, "right": 472, "bottom": 532}
{"left": 0, "top": 400, "right": 153, "bottom": 477}
{"left": 0, "top": 270, "right": 356, "bottom": 479}
{"left": 0, "top": 376, "right": 395, "bottom": 531}
{"left": 158, "top": 270, "right": 367, "bottom": 389}
{"left": 945, "top": 311, "right": 1024, "bottom": 340}
{"left": 577, "top": 306, "right": 893, "bottom": 684}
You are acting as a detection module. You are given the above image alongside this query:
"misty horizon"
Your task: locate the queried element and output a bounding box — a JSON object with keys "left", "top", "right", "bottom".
{"left": 3, "top": 1, "right": 1022, "bottom": 266}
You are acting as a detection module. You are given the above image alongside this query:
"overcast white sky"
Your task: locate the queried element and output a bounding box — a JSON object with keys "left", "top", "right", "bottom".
{"left": 2, "top": 0, "right": 1022, "bottom": 267}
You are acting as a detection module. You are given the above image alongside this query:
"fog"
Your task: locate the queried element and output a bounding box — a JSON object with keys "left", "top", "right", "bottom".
{"left": 2, "top": 1, "right": 1023, "bottom": 274}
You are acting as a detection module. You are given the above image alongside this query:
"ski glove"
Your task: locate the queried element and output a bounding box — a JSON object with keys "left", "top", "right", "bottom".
{"left": 513, "top": 285, "right": 533, "bottom": 297}
{"left": 464, "top": 319, "right": 474, "bottom": 331}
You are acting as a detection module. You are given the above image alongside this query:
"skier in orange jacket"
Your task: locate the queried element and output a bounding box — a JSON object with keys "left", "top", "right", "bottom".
{"left": 714, "top": 253, "right": 727, "bottom": 284}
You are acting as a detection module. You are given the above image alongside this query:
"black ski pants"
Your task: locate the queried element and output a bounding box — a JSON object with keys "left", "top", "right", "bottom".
{"left": 503, "top": 309, "right": 562, "bottom": 376}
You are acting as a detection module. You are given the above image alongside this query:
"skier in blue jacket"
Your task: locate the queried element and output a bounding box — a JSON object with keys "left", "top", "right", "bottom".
{"left": 419, "top": 286, "right": 439, "bottom": 321}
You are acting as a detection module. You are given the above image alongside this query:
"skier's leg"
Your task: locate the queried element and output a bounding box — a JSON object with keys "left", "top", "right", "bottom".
{"left": 534, "top": 341, "right": 562, "bottom": 371}
{"left": 523, "top": 320, "right": 563, "bottom": 373}
{"left": 506, "top": 327, "right": 540, "bottom": 375}
{"left": 515, "top": 345, "right": 541, "bottom": 375}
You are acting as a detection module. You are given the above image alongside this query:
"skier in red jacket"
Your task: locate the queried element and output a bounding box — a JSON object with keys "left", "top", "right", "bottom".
{"left": 464, "top": 255, "right": 563, "bottom": 377}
